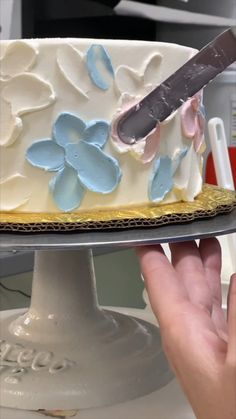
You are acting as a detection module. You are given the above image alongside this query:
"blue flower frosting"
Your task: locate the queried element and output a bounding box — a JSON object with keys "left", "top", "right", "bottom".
{"left": 86, "top": 44, "right": 114, "bottom": 90}
{"left": 26, "top": 112, "right": 122, "bottom": 211}
{"left": 149, "top": 148, "right": 188, "bottom": 202}
{"left": 149, "top": 156, "right": 173, "bottom": 203}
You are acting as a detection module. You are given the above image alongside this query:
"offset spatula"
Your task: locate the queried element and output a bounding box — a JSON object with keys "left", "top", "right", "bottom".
{"left": 117, "top": 26, "right": 236, "bottom": 144}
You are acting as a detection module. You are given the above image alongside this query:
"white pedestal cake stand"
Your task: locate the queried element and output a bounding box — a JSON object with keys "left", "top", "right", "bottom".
{"left": 0, "top": 210, "right": 236, "bottom": 412}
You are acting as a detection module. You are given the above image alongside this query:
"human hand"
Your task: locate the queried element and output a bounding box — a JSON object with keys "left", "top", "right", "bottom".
{"left": 136, "top": 238, "right": 236, "bottom": 419}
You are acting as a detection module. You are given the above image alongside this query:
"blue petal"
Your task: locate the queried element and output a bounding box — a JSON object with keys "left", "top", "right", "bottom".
{"left": 65, "top": 141, "right": 121, "bottom": 194}
{"left": 49, "top": 165, "right": 85, "bottom": 212}
{"left": 83, "top": 120, "right": 110, "bottom": 149}
{"left": 53, "top": 112, "right": 86, "bottom": 148}
{"left": 26, "top": 139, "right": 65, "bottom": 171}
{"left": 172, "top": 147, "right": 188, "bottom": 175}
{"left": 86, "top": 44, "right": 114, "bottom": 90}
{"left": 149, "top": 156, "right": 173, "bottom": 202}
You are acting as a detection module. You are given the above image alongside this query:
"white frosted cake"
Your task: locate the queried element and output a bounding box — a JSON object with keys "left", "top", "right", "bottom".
{"left": 0, "top": 38, "right": 205, "bottom": 214}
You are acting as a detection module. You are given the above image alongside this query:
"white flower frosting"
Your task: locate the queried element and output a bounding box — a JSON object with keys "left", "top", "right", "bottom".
{"left": 0, "top": 174, "right": 31, "bottom": 211}
{"left": 0, "top": 40, "right": 37, "bottom": 79}
{"left": 0, "top": 97, "right": 22, "bottom": 147}
{"left": 0, "top": 41, "right": 56, "bottom": 147}
{"left": 111, "top": 53, "right": 177, "bottom": 163}
{"left": 57, "top": 44, "right": 92, "bottom": 98}
{"left": 57, "top": 43, "right": 115, "bottom": 98}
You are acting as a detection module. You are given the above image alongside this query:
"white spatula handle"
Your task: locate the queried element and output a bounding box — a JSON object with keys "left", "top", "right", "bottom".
{"left": 208, "top": 117, "right": 236, "bottom": 271}
{"left": 208, "top": 118, "right": 234, "bottom": 190}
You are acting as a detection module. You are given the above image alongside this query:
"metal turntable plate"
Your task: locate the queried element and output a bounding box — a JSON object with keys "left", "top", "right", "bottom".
{"left": 0, "top": 209, "right": 235, "bottom": 251}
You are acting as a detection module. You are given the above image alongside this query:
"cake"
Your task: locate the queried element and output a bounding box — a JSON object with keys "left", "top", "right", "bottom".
{"left": 0, "top": 38, "right": 205, "bottom": 215}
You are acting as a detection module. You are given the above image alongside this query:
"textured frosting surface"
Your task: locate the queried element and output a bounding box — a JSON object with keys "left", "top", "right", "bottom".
{"left": 0, "top": 38, "right": 205, "bottom": 213}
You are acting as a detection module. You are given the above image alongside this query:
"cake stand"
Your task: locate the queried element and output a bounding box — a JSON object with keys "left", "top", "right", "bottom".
{"left": 0, "top": 210, "right": 236, "bottom": 411}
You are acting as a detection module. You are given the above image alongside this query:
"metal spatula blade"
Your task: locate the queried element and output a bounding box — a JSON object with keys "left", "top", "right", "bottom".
{"left": 117, "top": 26, "right": 236, "bottom": 144}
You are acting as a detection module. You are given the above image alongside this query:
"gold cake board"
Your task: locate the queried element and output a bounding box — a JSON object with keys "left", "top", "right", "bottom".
{"left": 0, "top": 184, "right": 235, "bottom": 233}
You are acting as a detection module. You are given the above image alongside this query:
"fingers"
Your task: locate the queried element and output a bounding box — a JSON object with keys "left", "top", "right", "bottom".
{"left": 136, "top": 245, "right": 187, "bottom": 328}
{"left": 169, "top": 240, "right": 212, "bottom": 315}
{"left": 199, "top": 238, "right": 222, "bottom": 305}
{"left": 227, "top": 273, "right": 236, "bottom": 365}
{"left": 199, "top": 239, "right": 227, "bottom": 339}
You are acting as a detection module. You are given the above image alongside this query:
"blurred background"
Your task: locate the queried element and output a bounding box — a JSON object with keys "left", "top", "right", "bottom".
{"left": 0, "top": 0, "right": 235, "bottom": 311}
{"left": 1, "top": 0, "right": 236, "bottom": 46}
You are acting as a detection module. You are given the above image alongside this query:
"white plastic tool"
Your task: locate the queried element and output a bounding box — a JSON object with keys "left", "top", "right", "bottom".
{"left": 208, "top": 117, "right": 236, "bottom": 270}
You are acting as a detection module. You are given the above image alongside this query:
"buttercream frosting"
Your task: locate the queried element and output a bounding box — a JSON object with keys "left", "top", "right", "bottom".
{"left": 0, "top": 97, "right": 22, "bottom": 147}
{"left": 26, "top": 112, "right": 121, "bottom": 211}
{"left": 66, "top": 141, "right": 121, "bottom": 194}
{"left": 0, "top": 73, "right": 55, "bottom": 147}
{"left": 57, "top": 44, "right": 91, "bottom": 98}
{"left": 86, "top": 44, "right": 114, "bottom": 90}
{"left": 111, "top": 53, "right": 177, "bottom": 163}
{"left": 49, "top": 165, "right": 85, "bottom": 212}
{"left": 0, "top": 40, "right": 55, "bottom": 147}
{"left": 181, "top": 91, "right": 206, "bottom": 153}
{"left": 0, "top": 38, "right": 204, "bottom": 213}
{"left": 0, "top": 174, "right": 31, "bottom": 211}
{"left": 174, "top": 144, "right": 203, "bottom": 201}
{"left": 149, "top": 156, "right": 173, "bottom": 202}
{"left": 0, "top": 40, "right": 37, "bottom": 79}
{"left": 2, "top": 73, "right": 55, "bottom": 116}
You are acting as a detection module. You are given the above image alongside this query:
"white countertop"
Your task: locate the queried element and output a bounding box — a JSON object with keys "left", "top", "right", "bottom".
{"left": 1, "top": 379, "right": 195, "bottom": 419}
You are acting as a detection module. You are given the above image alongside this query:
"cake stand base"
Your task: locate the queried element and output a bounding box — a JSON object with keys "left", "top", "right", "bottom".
{"left": 0, "top": 249, "right": 172, "bottom": 411}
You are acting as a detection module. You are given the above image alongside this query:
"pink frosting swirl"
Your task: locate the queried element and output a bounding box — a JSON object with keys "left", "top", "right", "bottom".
{"left": 181, "top": 92, "right": 205, "bottom": 152}
{"left": 111, "top": 95, "right": 161, "bottom": 164}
